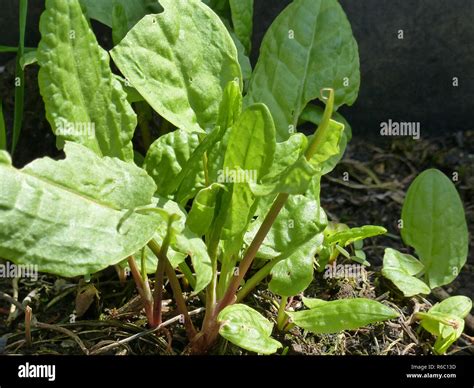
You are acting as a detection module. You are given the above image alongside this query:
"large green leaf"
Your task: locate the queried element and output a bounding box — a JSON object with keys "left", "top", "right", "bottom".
{"left": 229, "top": 0, "right": 253, "bottom": 54}
{"left": 218, "top": 304, "right": 282, "bottom": 354}
{"left": 246, "top": 0, "right": 360, "bottom": 140}
{"left": 81, "top": 0, "right": 162, "bottom": 30}
{"left": 381, "top": 248, "right": 431, "bottom": 297}
{"left": 245, "top": 195, "right": 327, "bottom": 260}
{"left": 110, "top": 0, "right": 242, "bottom": 133}
{"left": 401, "top": 169, "right": 468, "bottom": 288}
{"left": 0, "top": 143, "right": 161, "bottom": 277}
{"left": 144, "top": 130, "right": 203, "bottom": 197}
{"left": 287, "top": 299, "right": 399, "bottom": 334}
{"left": 269, "top": 234, "right": 324, "bottom": 297}
{"left": 25, "top": 142, "right": 155, "bottom": 210}
{"left": 38, "top": 0, "right": 136, "bottom": 161}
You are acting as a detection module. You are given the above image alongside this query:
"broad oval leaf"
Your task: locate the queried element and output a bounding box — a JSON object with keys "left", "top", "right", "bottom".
{"left": 0, "top": 144, "right": 162, "bottom": 277}
{"left": 401, "top": 169, "right": 469, "bottom": 288}
{"left": 218, "top": 304, "right": 282, "bottom": 354}
{"left": 26, "top": 142, "right": 155, "bottom": 210}
{"left": 287, "top": 298, "right": 399, "bottom": 334}
{"left": 381, "top": 248, "right": 431, "bottom": 297}
{"left": 110, "top": 0, "right": 242, "bottom": 133}
{"left": 38, "top": 0, "right": 136, "bottom": 161}
{"left": 246, "top": 0, "right": 360, "bottom": 140}
{"left": 269, "top": 234, "right": 324, "bottom": 297}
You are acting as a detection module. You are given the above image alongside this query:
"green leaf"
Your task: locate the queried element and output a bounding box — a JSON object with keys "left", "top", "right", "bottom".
{"left": 430, "top": 296, "right": 472, "bottom": 319}
{"left": 245, "top": 195, "right": 327, "bottom": 260}
{"left": 381, "top": 248, "right": 431, "bottom": 297}
{"left": 24, "top": 143, "right": 156, "bottom": 210}
{"left": 401, "top": 169, "right": 468, "bottom": 288}
{"left": 229, "top": 0, "right": 253, "bottom": 54}
{"left": 230, "top": 32, "right": 252, "bottom": 85}
{"left": 300, "top": 104, "right": 352, "bottom": 174}
{"left": 302, "top": 297, "right": 328, "bottom": 309}
{"left": 223, "top": 103, "right": 275, "bottom": 179}
{"left": 173, "top": 228, "right": 212, "bottom": 294}
{"left": 112, "top": 2, "right": 128, "bottom": 45}
{"left": 221, "top": 103, "right": 276, "bottom": 238}
{"left": 326, "top": 225, "right": 387, "bottom": 247}
{"left": 110, "top": 0, "right": 242, "bottom": 133}
{"left": 287, "top": 298, "right": 399, "bottom": 334}
{"left": 0, "top": 143, "right": 162, "bottom": 277}
{"left": 418, "top": 310, "right": 464, "bottom": 355}
{"left": 218, "top": 304, "right": 282, "bottom": 354}
{"left": 80, "top": 0, "right": 161, "bottom": 30}
{"left": 246, "top": 0, "right": 360, "bottom": 140}
{"left": 186, "top": 183, "right": 224, "bottom": 236}
{"left": 20, "top": 50, "right": 38, "bottom": 69}
{"left": 269, "top": 234, "right": 323, "bottom": 297}
{"left": 38, "top": 0, "right": 136, "bottom": 161}
{"left": 144, "top": 130, "right": 202, "bottom": 197}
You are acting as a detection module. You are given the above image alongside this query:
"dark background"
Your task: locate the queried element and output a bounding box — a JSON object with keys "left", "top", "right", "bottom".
{"left": 1, "top": 0, "right": 473, "bottom": 137}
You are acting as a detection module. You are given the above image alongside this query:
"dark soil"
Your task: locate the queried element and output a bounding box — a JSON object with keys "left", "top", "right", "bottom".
{"left": 0, "top": 58, "right": 473, "bottom": 356}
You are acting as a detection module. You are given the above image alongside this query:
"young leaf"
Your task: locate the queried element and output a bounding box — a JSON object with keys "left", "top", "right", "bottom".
{"left": 173, "top": 228, "right": 212, "bottom": 294}
{"left": 110, "top": 0, "right": 242, "bottom": 133}
{"left": 418, "top": 310, "right": 465, "bottom": 355}
{"left": 326, "top": 225, "right": 387, "bottom": 247}
{"left": 401, "top": 169, "right": 468, "bottom": 288}
{"left": 221, "top": 103, "right": 276, "bottom": 238}
{"left": 38, "top": 0, "right": 136, "bottom": 161}
{"left": 218, "top": 304, "right": 282, "bottom": 354}
{"left": 381, "top": 248, "right": 431, "bottom": 297}
{"left": 144, "top": 130, "right": 203, "bottom": 197}
{"left": 287, "top": 298, "right": 399, "bottom": 334}
{"left": 229, "top": 0, "right": 253, "bottom": 54}
{"left": 20, "top": 50, "right": 38, "bottom": 70}
{"left": 186, "top": 183, "right": 224, "bottom": 236}
{"left": 300, "top": 104, "right": 352, "bottom": 174}
{"left": 0, "top": 143, "right": 162, "bottom": 277}
{"left": 430, "top": 296, "right": 472, "bottom": 320}
{"left": 246, "top": 0, "right": 360, "bottom": 140}
{"left": 269, "top": 234, "right": 324, "bottom": 297}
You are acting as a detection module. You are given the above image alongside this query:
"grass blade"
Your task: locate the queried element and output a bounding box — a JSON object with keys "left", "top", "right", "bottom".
{"left": 0, "top": 101, "right": 6, "bottom": 150}
{"left": 11, "top": 0, "right": 28, "bottom": 155}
